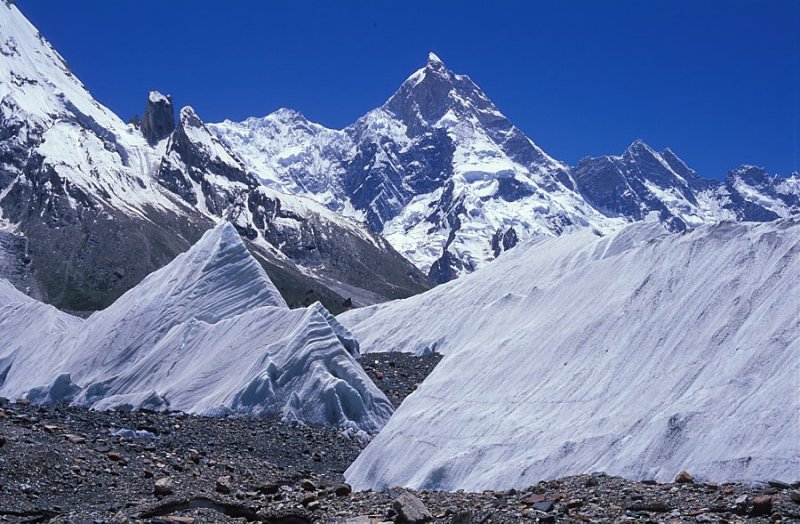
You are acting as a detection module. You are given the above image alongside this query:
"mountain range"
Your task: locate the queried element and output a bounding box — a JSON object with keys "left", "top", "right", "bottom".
{"left": 1, "top": 1, "right": 798, "bottom": 312}
{"left": 212, "top": 52, "right": 800, "bottom": 282}
{"left": 0, "top": 1, "right": 428, "bottom": 314}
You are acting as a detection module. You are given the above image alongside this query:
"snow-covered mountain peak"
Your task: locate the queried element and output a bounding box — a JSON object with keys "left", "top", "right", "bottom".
{"left": 427, "top": 51, "right": 444, "bottom": 66}
{"left": 0, "top": 1, "right": 133, "bottom": 141}
{"left": 178, "top": 105, "right": 203, "bottom": 128}
{"left": 728, "top": 164, "right": 772, "bottom": 185}
{"left": 383, "top": 52, "right": 504, "bottom": 130}
{"left": 175, "top": 105, "right": 245, "bottom": 169}
{"left": 268, "top": 107, "right": 309, "bottom": 123}
{"left": 624, "top": 138, "right": 658, "bottom": 157}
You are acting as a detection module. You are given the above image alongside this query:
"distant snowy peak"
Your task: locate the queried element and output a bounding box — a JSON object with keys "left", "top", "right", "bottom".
{"left": 572, "top": 140, "right": 800, "bottom": 231}
{"left": 724, "top": 165, "right": 800, "bottom": 220}
{"left": 573, "top": 139, "right": 711, "bottom": 230}
{"left": 209, "top": 109, "right": 353, "bottom": 213}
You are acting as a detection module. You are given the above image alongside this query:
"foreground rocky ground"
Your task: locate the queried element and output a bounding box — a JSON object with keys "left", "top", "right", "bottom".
{"left": 0, "top": 352, "right": 798, "bottom": 523}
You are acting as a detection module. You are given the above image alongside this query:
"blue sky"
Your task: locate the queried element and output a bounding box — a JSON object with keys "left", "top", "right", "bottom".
{"left": 17, "top": 1, "right": 799, "bottom": 178}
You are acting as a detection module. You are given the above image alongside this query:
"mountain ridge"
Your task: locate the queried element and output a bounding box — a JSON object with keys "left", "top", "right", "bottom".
{"left": 213, "top": 53, "right": 799, "bottom": 282}
{"left": 0, "top": 1, "right": 431, "bottom": 313}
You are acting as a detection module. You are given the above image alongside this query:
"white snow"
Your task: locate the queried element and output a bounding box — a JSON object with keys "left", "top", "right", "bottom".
{"left": 342, "top": 218, "right": 800, "bottom": 489}
{"left": 208, "top": 109, "right": 355, "bottom": 215}
{"left": 148, "top": 90, "right": 170, "bottom": 104}
{"left": 0, "top": 223, "right": 393, "bottom": 432}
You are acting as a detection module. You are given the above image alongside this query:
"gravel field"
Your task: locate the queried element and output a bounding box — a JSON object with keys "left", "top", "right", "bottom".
{"left": 0, "top": 352, "right": 797, "bottom": 523}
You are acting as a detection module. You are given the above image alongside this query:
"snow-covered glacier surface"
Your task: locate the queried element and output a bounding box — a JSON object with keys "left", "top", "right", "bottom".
{"left": 342, "top": 218, "right": 800, "bottom": 489}
{"left": 0, "top": 223, "right": 393, "bottom": 432}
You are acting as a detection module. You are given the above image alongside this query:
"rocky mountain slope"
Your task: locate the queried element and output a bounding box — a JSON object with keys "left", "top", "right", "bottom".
{"left": 341, "top": 218, "right": 800, "bottom": 490}
{"left": 0, "top": 223, "right": 394, "bottom": 431}
{"left": 0, "top": 1, "right": 429, "bottom": 313}
{"left": 215, "top": 56, "right": 799, "bottom": 283}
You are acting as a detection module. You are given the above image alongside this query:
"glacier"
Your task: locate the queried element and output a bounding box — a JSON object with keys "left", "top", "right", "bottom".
{"left": 342, "top": 218, "right": 800, "bottom": 489}
{"left": 0, "top": 223, "right": 393, "bottom": 432}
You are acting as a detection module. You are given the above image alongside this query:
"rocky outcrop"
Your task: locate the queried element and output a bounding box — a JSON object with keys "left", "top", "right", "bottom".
{"left": 140, "top": 91, "right": 174, "bottom": 144}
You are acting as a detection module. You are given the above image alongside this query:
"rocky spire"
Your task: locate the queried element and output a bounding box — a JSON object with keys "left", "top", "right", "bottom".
{"left": 141, "top": 91, "right": 174, "bottom": 144}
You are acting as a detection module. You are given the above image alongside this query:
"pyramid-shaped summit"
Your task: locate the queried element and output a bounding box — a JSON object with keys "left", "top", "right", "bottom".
{"left": 0, "top": 223, "right": 393, "bottom": 432}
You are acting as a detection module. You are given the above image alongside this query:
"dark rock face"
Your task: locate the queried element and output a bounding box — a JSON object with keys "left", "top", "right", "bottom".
{"left": 140, "top": 91, "right": 175, "bottom": 144}
{"left": 491, "top": 227, "right": 518, "bottom": 258}
{"left": 572, "top": 141, "right": 692, "bottom": 232}
{"left": 342, "top": 119, "right": 455, "bottom": 233}
{"left": 428, "top": 250, "right": 465, "bottom": 285}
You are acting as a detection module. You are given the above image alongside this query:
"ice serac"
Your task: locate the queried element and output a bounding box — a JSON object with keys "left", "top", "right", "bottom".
{"left": 0, "top": 280, "right": 82, "bottom": 396}
{"left": 342, "top": 218, "right": 800, "bottom": 489}
{"left": 0, "top": 223, "right": 393, "bottom": 431}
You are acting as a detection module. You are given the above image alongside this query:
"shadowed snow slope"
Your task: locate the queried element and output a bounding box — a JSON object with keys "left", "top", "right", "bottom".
{"left": 342, "top": 218, "right": 800, "bottom": 489}
{"left": 0, "top": 223, "right": 393, "bottom": 432}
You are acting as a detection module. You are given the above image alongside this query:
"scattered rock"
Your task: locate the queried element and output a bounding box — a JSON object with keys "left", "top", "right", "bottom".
{"left": 522, "top": 493, "right": 545, "bottom": 505}
{"left": 393, "top": 492, "right": 433, "bottom": 523}
{"left": 334, "top": 483, "right": 353, "bottom": 497}
{"left": 154, "top": 477, "right": 174, "bottom": 496}
{"left": 215, "top": 475, "right": 232, "bottom": 494}
{"left": 300, "top": 478, "right": 317, "bottom": 491}
{"left": 674, "top": 470, "right": 694, "bottom": 484}
{"left": 751, "top": 495, "right": 773, "bottom": 516}
{"left": 259, "top": 483, "right": 279, "bottom": 495}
